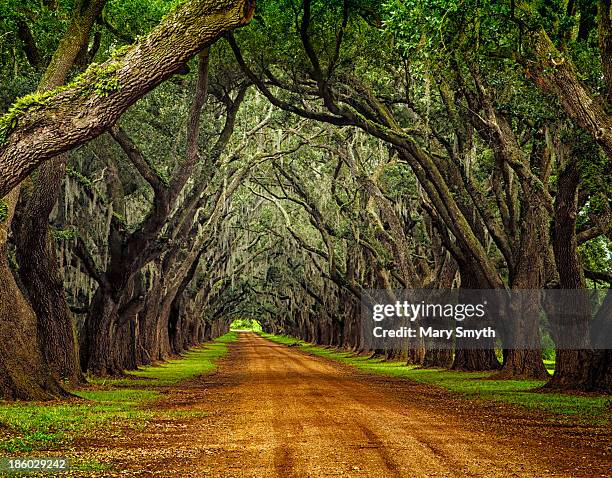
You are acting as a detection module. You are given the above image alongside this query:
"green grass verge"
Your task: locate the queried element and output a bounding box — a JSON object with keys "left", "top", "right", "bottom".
{"left": 92, "top": 332, "right": 237, "bottom": 387}
{"left": 261, "top": 333, "right": 610, "bottom": 423}
{"left": 0, "top": 333, "right": 237, "bottom": 454}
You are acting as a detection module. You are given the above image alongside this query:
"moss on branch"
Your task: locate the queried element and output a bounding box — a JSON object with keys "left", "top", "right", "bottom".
{"left": 0, "top": 46, "right": 132, "bottom": 147}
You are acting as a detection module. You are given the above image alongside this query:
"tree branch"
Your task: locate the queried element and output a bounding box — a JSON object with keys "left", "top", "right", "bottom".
{"left": 0, "top": 0, "right": 256, "bottom": 197}
{"left": 584, "top": 268, "right": 612, "bottom": 285}
{"left": 109, "top": 125, "right": 167, "bottom": 197}
{"left": 15, "top": 19, "right": 43, "bottom": 69}
{"left": 74, "top": 236, "right": 108, "bottom": 289}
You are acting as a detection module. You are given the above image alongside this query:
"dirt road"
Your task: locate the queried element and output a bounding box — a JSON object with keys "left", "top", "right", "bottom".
{"left": 74, "top": 333, "right": 610, "bottom": 477}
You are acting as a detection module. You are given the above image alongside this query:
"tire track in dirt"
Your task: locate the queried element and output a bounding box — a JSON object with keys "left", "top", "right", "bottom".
{"left": 269, "top": 343, "right": 405, "bottom": 477}
{"left": 271, "top": 341, "right": 484, "bottom": 476}
{"left": 269, "top": 339, "right": 599, "bottom": 477}
{"left": 262, "top": 340, "right": 303, "bottom": 477}
{"left": 271, "top": 339, "right": 502, "bottom": 477}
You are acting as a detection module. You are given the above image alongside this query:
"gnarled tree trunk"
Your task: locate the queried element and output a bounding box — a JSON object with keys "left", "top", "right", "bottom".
{"left": 11, "top": 0, "right": 108, "bottom": 387}
{"left": 497, "top": 191, "right": 549, "bottom": 380}
{"left": 0, "top": 190, "right": 68, "bottom": 399}
{"left": 546, "top": 152, "right": 594, "bottom": 390}
{"left": 452, "top": 263, "right": 501, "bottom": 371}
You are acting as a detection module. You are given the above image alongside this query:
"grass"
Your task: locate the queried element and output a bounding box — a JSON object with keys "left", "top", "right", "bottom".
{"left": 0, "top": 389, "right": 158, "bottom": 453}
{"left": 92, "top": 332, "right": 237, "bottom": 387}
{"left": 0, "top": 333, "right": 237, "bottom": 455}
{"left": 70, "top": 460, "right": 112, "bottom": 473}
{"left": 261, "top": 333, "right": 611, "bottom": 423}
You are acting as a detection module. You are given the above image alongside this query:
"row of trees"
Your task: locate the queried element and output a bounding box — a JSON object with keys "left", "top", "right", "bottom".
{"left": 0, "top": 0, "right": 259, "bottom": 399}
{"left": 227, "top": 0, "right": 612, "bottom": 391}
{"left": 0, "top": 0, "right": 610, "bottom": 399}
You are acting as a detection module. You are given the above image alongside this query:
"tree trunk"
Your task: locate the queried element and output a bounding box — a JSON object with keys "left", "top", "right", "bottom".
{"left": 13, "top": 155, "right": 84, "bottom": 385}
{"left": 14, "top": 180, "right": 83, "bottom": 384}
{"left": 0, "top": 263, "right": 68, "bottom": 399}
{"left": 169, "top": 295, "right": 191, "bottom": 354}
{"left": 497, "top": 303, "right": 549, "bottom": 380}
{"left": 80, "top": 288, "right": 136, "bottom": 375}
{"left": 498, "top": 348, "right": 548, "bottom": 379}
{"left": 0, "top": 190, "right": 68, "bottom": 399}
{"left": 589, "top": 290, "right": 612, "bottom": 392}
{"left": 546, "top": 153, "right": 593, "bottom": 390}
{"left": 1, "top": 0, "right": 107, "bottom": 397}
{"left": 422, "top": 348, "right": 453, "bottom": 368}
{"left": 452, "top": 263, "right": 501, "bottom": 371}
{"left": 547, "top": 350, "right": 593, "bottom": 389}
{"left": 495, "top": 185, "right": 550, "bottom": 379}
{"left": 11, "top": 0, "right": 108, "bottom": 387}
{"left": 137, "top": 273, "right": 165, "bottom": 364}
{"left": 452, "top": 348, "right": 500, "bottom": 371}
{"left": 591, "top": 351, "right": 612, "bottom": 392}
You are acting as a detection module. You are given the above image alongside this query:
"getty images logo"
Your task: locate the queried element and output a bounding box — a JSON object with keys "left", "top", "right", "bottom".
{"left": 371, "top": 300, "right": 488, "bottom": 322}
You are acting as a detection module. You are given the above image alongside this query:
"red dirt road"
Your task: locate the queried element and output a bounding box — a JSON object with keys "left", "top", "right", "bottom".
{"left": 71, "top": 333, "right": 611, "bottom": 477}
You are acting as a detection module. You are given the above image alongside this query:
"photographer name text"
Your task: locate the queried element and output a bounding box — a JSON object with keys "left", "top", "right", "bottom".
{"left": 372, "top": 326, "right": 496, "bottom": 340}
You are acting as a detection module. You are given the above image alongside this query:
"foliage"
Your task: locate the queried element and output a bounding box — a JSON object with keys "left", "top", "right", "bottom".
{"left": 50, "top": 226, "right": 76, "bottom": 241}
{"left": 0, "top": 89, "right": 66, "bottom": 146}
{"left": 230, "top": 318, "right": 262, "bottom": 332}
{"left": 65, "top": 166, "right": 94, "bottom": 190}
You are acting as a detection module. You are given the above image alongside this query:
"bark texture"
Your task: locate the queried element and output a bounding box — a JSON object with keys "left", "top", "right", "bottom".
{"left": 523, "top": 31, "right": 612, "bottom": 160}
{"left": 0, "top": 0, "right": 255, "bottom": 197}
{"left": 12, "top": 0, "right": 107, "bottom": 387}
{"left": 0, "top": 190, "right": 68, "bottom": 399}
